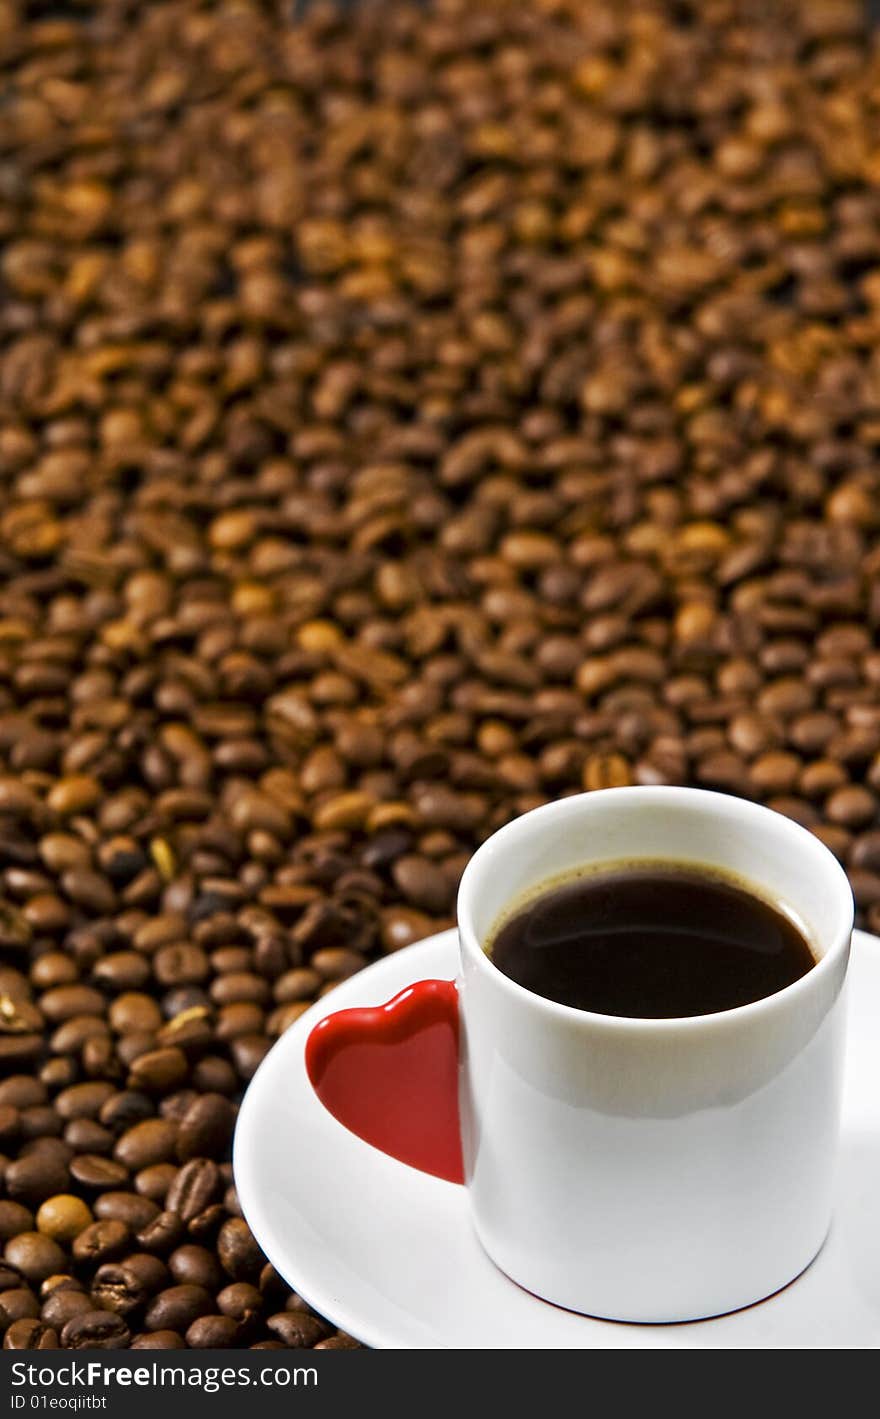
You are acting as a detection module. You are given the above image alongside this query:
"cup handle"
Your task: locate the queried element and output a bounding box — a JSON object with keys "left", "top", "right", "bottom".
{"left": 305, "top": 979, "right": 464, "bottom": 1184}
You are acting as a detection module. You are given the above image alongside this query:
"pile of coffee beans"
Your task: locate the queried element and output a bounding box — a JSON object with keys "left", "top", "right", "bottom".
{"left": 2, "top": 0, "right": 880, "bottom": 1348}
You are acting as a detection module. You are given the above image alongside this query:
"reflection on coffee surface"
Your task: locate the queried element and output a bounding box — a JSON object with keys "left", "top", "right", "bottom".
{"left": 487, "top": 863, "right": 816, "bottom": 1019}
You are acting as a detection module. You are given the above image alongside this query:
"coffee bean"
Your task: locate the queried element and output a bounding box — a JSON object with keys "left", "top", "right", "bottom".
{"left": 0, "top": 1290, "right": 40, "bottom": 1326}
{"left": 217, "top": 1282, "right": 263, "bottom": 1322}
{"left": 72, "top": 1221, "right": 130, "bottom": 1265}
{"left": 851, "top": 831, "right": 880, "bottom": 874}
{"left": 848, "top": 869, "right": 880, "bottom": 909}
{"left": 130, "top": 1331, "right": 186, "bottom": 1349}
{"left": 4, "top": 1235, "right": 66, "bottom": 1285}
{"left": 265, "top": 1312, "right": 330, "bottom": 1347}
{"left": 64, "top": 1120, "right": 114, "bottom": 1154}
{"left": 19, "top": 1140, "right": 72, "bottom": 1167}
{"left": 827, "top": 786, "right": 878, "bottom": 828}
{"left": 120, "top": 1253, "right": 169, "bottom": 1295}
{"left": 143, "top": 1284, "right": 213, "bottom": 1333}
{"left": 0, "top": 1205, "right": 34, "bottom": 1242}
{"left": 0, "top": 1080, "right": 45, "bottom": 1110}
{"left": 582, "top": 753, "right": 633, "bottom": 792}
{"left": 89, "top": 1263, "right": 150, "bottom": 1317}
{"left": 40, "top": 1289, "right": 93, "bottom": 1330}
{"left": 69, "top": 1157, "right": 129, "bottom": 1191}
{"left": 109, "top": 995, "right": 163, "bottom": 1035}
{"left": 134, "top": 1164, "right": 178, "bottom": 1202}
{"left": 31, "top": 953, "right": 79, "bottom": 990}
{"left": 93, "top": 953, "right": 151, "bottom": 991}
{"left": 6, "top": 1154, "right": 70, "bottom": 1206}
{"left": 169, "top": 1245, "right": 223, "bottom": 1291}
{"left": 217, "top": 1218, "right": 264, "bottom": 1281}
{"left": 166, "top": 1159, "right": 220, "bottom": 1222}
{"left": 380, "top": 907, "right": 434, "bottom": 953}
{"left": 136, "top": 1211, "right": 185, "bottom": 1255}
{"left": 749, "top": 753, "right": 802, "bottom": 796}
{"left": 35, "top": 1196, "right": 93, "bottom": 1242}
{"left": 40, "top": 986, "right": 106, "bottom": 1025}
{"left": 391, "top": 855, "right": 453, "bottom": 914}
{"left": 99, "top": 1092, "right": 154, "bottom": 1132}
{"left": 310, "top": 949, "right": 366, "bottom": 983}
{"left": 191, "top": 1057, "right": 238, "bottom": 1095}
{"left": 186, "top": 1314, "right": 242, "bottom": 1348}
{"left": 114, "top": 1120, "right": 178, "bottom": 1171}
{"left": 19, "top": 1107, "right": 62, "bottom": 1142}
{"left": 61, "top": 1311, "right": 131, "bottom": 1350}
{"left": 128, "top": 1047, "right": 189, "bottom": 1092}
{"left": 230, "top": 1036, "right": 271, "bottom": 1081}
{"left": 4, "top": 1319, "right": 59, "bottom": 1350}
{"left": 93, "top": 1193, "right": 160, "bottom": 1231}
{"left": 48, "top": 777, "right": 102, "bottom": 819}
{"left": 175, "top": 1094, "right": 236, "bottom": 1162}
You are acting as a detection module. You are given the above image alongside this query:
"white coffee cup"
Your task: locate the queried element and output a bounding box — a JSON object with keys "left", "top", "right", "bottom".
{"left": 455, "top": 786, "right": 853, "bottom": 1321}
{"left": 307, "top": 785, "right": 853, "bottom": 1322}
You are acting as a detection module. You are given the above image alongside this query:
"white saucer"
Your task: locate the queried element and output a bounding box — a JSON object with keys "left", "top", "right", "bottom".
{"left": 234, "top": 929, "right": 880, "bottom": 1348}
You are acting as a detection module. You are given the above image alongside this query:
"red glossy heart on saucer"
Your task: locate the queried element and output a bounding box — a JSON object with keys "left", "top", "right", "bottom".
{"left": 305, "top": 979, "right": 463, "bottom": 1184}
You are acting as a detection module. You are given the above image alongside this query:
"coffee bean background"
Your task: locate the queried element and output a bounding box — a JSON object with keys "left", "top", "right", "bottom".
{"left": 1, "top": 0, "right": 880, "bottom": 1349}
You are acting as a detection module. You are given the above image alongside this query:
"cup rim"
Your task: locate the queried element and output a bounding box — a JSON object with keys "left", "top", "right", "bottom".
{"left": 456, "top": 786, "right": 854, "bottom": 1034}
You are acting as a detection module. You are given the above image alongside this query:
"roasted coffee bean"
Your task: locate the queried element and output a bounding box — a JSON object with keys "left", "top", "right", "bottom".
{"left": 0, "top": 1205, "right": 34, "bottom": 1243}
{"left": 40, "top": 1290, "right": 93, "bottom": 1331}
{"left": 99, "top": 1093, "right": 154, "bottom": 1133}
{"left": 851, "top": 832, "right": 880, "bottom": 874}
{"left": 89, "top": 1263, "right": 150, "bottom": 1317}
{"left": 135, "top": 1212, "right": 185, "bottom": 1255}
{"left": 93, "top": 1193, "right": 160, "bottom": 1231}
{"left": 391, "top": 856, "right": 453, "bottom": 914}
{"left": 5, "top": 1154, "right": 70, "bottom": 1205}
{"left": 166, "top": 1160, "right": 220, "bottom": 1222}
{"left": 114, "top": 1120, "right": 178, "bottom": 1171}
{"left": 72, "top": 1221, "right": 130, "bottom": 1266}
{"left": 4, "top": 1319, "right": 59, "bottom": 1350}
{"left": 4, "top": 1235, "right": 66, "bottom": 1286}
{"left": 118, "top": 1254, "right": 169, "bottom": 1296}
{"left": 216, "top": 1218, "right": 264, "bottom": 1282}
{"left": 0, "top": 1081, "right": 45, "bottom": 1111}
{"left": 175, "top": 1095, "right": 236, "bottom": 1162}
{"left": 0, "top": 1290, "right": 40, "bottom": 1327}
{"left": 128, "top": 1048, "right": 189, "bottom": 1093}
{"left": 54, "top": 1083, "right": 116, "bottom": 1123}
{"left": 168, "top": 1246, "right": 223, "bottom": 1291}
{"left": 64, "top": 1120, "right": 114, "bottom": 1157}
{"left": 134, "top": 1164, "right": 178, "bottom": 1203}
{"left": 69, "top": 1157, "right": 129, "bottom": 1191}
{"left": 143, "top": 1285, "right": 213, "bottom": 1333}
{"left": 130, "top": 1330, "right": 187, "bottom": 1349}
{"left": 186, "top": 1314, "right": 242, "bottom": 1348}
{"left": 18, "top": 1140, "right": 72, "bottom": 1167}
{"left": 191, "top": 1057, "right": 238, "bottom": 1095}
{"left": 61, "top": 1312, "right": 131, "bottom": 1350}
{"left": 217, "top": 1282, "right": 263, "bottom": 1322}
{"left": 35, "top": 1196, "right": 92, "bottom": 1243}
{"left": 265, "top": 1313, "right": 330, "bottom": 1348}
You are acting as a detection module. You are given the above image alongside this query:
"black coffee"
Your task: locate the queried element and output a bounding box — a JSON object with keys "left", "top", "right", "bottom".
{"left": 488, "top": 863, "right": 816, "bottom": 1018}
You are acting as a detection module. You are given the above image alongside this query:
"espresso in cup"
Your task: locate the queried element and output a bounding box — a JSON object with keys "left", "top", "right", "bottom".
{"left": 487, "top": 861, "right": 816, "bottom": 1019}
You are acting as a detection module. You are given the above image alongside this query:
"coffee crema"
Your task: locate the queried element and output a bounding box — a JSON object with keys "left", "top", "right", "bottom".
{"left": 487, "top": 862, "right": 816, "bottom": 1019}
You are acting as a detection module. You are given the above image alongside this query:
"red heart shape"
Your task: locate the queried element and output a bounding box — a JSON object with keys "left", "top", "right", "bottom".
{"left": 305, "top": 979, "right": 463, "bottom": 1184}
